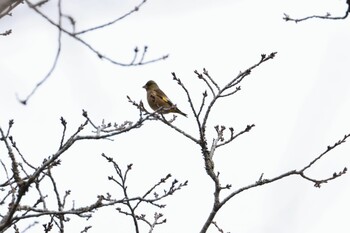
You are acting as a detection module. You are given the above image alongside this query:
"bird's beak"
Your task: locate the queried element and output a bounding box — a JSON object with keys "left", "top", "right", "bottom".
{"left": 142, "top": 85, "right": 146, "bottom": 89}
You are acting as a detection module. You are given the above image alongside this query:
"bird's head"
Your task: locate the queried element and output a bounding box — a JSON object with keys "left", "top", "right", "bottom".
{"left": 143, "top": 80, "right": 158, "bottom": 91}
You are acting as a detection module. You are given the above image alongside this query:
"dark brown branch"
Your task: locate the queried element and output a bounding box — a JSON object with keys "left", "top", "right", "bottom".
{"left": 211, "top": 221, "right": 225, "bottom": 233}
{"left": 171, "top": 72, "right": 206, "bottom": 144}
{"left": 14, "top": 0, "right": 167, "bottom": 105}
{"left": 195, "top": 70, "right": 215, "bottom": 97}
{"left": 172, "top": 72, "right": 199, "bottom": 117}
{"left": 216, "top": 124, "right": 255, "bottom": 148}
{"left": 199, "top": 132, "right": 349, "bottom": 233}
{"left": 158, "top": 114, "right": 199, "bottom": 144}
{"left": 21, "top": 221, "right": 39, "bottom": 233}
{"left": 47, "top": 167, "right": 64, "bottom": 222}
{"left": 0, "top": 159, "right": 11, "bottom": 187}
{"left": 102, "top": 154, "right": 186, "bottom": 233}
{"left": 139, "top": 46, "right": 148, "bottom": 64}
{"left": 25, "top": 0, "right": 168, "bottom": 67}
{"left": 0, "top": 109, "right": 154, "bottom": 232}
{"left": 74, "top": 0, "right": 148, "bottom": 35}
{"left": 203, "top": 68, "right": 220, "bottom": 91}
{"left": 147, "top": 213, "right": 166, "bottom": 233}
{"left": 10, "top": 136, "right": 36, "bottom": 170}
{"left": 127, "top": 94, "right": 200, "bottom": 144}
{"left": 146, "top": 56, "right": 278, "bottom": 233}
{"left": 0, "top": 129, "right": 22, "bottom": 187}
{"left": 59, "top": 116, "right": 67, "bottom": 149}
{"left": 0, "top": 29, "right": 12, "bottom": 36}
{"left": 31, "top": 0, "right": 49, "bottom": 8}
{"left": 218, "top": 86, "right": 240, "bottom": 98}
{"left": 202, "top": 53, "right": 277, "bottom": 138}
{"left": 80, "top": 226, "right": 92, "bottom": 233}
{"left": 300, "top": 133, "right": 350, "bottom": 172}
{"left": 198, "top": 91, "right": 208, "bottom": 117}
{"left": 17, "top": 0, "right": 63, "bottom": 105}
{"left": 283, "top": 0, "right": 350, "bottom": 22}
{"left": 0, "top": 0, "right": 23, "bottom": 19}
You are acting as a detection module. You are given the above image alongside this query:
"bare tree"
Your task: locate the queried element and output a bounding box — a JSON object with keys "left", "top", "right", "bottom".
{"left": 1, "top": 1, "right": 348, "bottom": 232}
{"left": 129, "top": 52, "right": 348, "bottom": 233}
{"left": 1, "top": 52, "right": 348, "bottom": 232}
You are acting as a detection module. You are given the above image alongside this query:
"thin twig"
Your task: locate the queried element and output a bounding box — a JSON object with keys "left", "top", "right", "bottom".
{"left": 283, "top": 0, "right": 350, "bottom": 23}
{"left": 74, "top": 0, "right": 148, "bottom": 35}
{"left": 17, "top": 0, "right": 63, "bottom": 105}
{"left": 25, "top": 0, "right": 168, "bottom": 67}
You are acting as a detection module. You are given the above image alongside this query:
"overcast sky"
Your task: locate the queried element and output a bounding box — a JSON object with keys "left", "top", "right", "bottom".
{"left": 1, "top": 0, "right": 350, "bottom": 232}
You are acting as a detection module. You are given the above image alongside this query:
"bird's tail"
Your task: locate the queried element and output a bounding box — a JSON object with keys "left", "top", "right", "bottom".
{"left": 176, "top": 109, "right": 187, "bottom": 117}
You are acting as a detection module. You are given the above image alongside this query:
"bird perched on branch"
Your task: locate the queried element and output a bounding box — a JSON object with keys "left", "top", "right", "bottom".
{"left": 143, "top": 80, "right": 187, "bottom": 117}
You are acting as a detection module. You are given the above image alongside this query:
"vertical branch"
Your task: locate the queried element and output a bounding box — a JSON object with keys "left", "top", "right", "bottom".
{"left": 103, "top": 154, "right": 140, "bottom": 233}
{"left": 47, "top": 167, "right": 64, "bottom": 232}
{"left": 17, "top": 0, "right": 63, "bottom": 105}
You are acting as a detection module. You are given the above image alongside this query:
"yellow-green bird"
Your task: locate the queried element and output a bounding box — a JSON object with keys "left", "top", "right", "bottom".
{"left": 143, "top": 80, "right": 187, "bottom": 117}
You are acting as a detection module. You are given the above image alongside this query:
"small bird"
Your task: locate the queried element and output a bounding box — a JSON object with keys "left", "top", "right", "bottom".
{"left": 143, "top": 80, "right": 187, "bottom": 117}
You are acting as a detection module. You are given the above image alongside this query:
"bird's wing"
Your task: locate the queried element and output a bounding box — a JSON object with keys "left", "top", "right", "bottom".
{"left": 152, "top": 89, "right": 174, "bottom": 107}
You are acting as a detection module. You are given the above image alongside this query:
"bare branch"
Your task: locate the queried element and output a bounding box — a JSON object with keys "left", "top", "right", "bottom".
{"left": 80, "top": 226, "right": 92, "bottom": 233}
{"left": 25, "top": 0, "right": 168, "bottom": 67}
{"left": 0, "top": 29, "right": 12, "bottom": 36}
{"left": 12, "top": 0, "right": 168, "bottom": 104}
{"left": 0, "top": 107, "right": 157, "bottom": 232}
{"left": 211, "top": 221, "right": 226, "bottom": 233}
{"left": 203, "top": 68, "right": 220, "bottom": 91}
{"left": 0, "top": 0, "right": 23, "bottom": 19}
{"left": 74, "top": 0, "right": 148, "bottom": 35}
{"left": 10, "top": 135, "right": 36, "bottom": 170}
{"left": 172, "top": 72, "right": 199, "bottom": 118}
{"left": 102, "top": 154, "right": 186, "bottom": 233}
{"left": 199, "top": 132, "right": 350, "bottom": 233}
{"left": 195, "top": 70, "right": 215, "bottom": 97}
{"left": 158, "top": 115, "right": 199, "bottom": 144}
{"left": 216, "top": 124, "right": 255, "bottom": 148}
{"left": 17, "top": 0, "right": 63, "bottom": 105}
{"left": 59, "top": 116, "right": 67, "bottom": 149}
{"left": 283, "top": 0, "right": 350, "bottom": 22}
{"left": 198, "top": 91, "right": 208, "bottom": 117}
{"left": 300, "top": 133, "right": 350, "bottom": 172}
{"left": 148, "top": 212, "right": 166, "bottom": 233}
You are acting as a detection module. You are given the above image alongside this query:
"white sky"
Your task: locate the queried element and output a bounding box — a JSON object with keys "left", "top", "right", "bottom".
{"left": 1, "top": 0, "right": 350, "bottom": 232}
